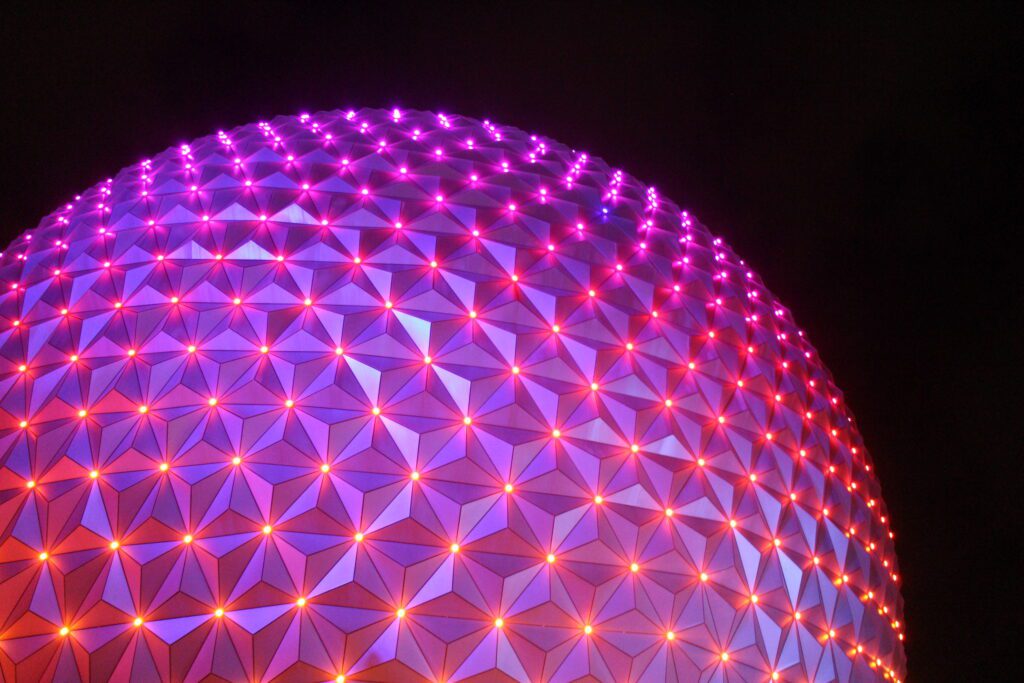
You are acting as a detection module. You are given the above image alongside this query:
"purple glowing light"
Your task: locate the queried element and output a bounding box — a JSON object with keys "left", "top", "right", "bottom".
{"left": 0, "top": 107, "right": 905, "bottom": 682}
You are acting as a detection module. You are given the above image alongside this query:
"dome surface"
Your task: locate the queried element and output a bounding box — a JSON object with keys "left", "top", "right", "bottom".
{"left": 0, "top": 108, "right": 904, "bottom": 682}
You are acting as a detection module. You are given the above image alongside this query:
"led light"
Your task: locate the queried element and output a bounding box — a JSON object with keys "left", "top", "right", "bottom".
{"left": 630, "top": 562, "right": 639, "bottom": 573}
{"left": 450, "top": 543, "right": 460, "bottom": 553}
{"left": 183, "top": 534, "right": 193, "bottom": 543}
{"left": 59, "top": 626, "right": 70, "bottom": 636}
{"left": 494, "top": 617, "right": 504, "bottom": 628}
{"left": 583, "top": 624, "right": 593, "bottom": 635}
{"left": 214, "top": 608, "right": 224, "bottom": 618}
{"left": 39, "top": 551, "right": 48, "bottom": 561}
{"left": 109, "top": 540, "right": 120, "bottom": 550}
{"left": 396, "top": 608, "right": 406, "bottom": 618}
{"left": 546, "top": 553, "right": 556, "bottom": 564}
{"left": 320, "top": 463, "right": 330, "bottom": 473}
{"left": 262, "top": 525, "right": 272, "bottom": 534}
{"left": 133, "top": 617, "right": 144, "bottom": 627}
{"left": 296, "top": 597, "right": 306, "bottom": 607}
{"left": 89, "top": 469, "right": 99, "bottom": 479}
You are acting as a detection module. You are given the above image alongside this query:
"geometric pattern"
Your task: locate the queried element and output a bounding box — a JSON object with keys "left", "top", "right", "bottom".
{"left": 0, "top": 107, "right": 905, "bottom": 682}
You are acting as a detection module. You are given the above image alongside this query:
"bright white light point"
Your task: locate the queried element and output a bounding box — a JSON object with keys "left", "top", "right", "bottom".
{"left": 296, "top": 597, "right": 306, "bottom": 607}
{"left": 208, "top": 398, "right": 218, "bottom": 406}
{"left": 354, "top": 532, "right": 364, "bottom": 542}
{"left": 214, "top": 608, "right": 224, "bottom": 618}
{"left": 594, "top": 495, "right": 603, "bottom": 504}
{"left": 133, "top": 617, "right": 143, "bottom": 627}
{"left": 262, "top": 525, "right": 272, "bottom": 534}
{"left": 546, "top": 553, "right": 556, "bottom": 564}
{"left": 411, "top": 471, "right": 420, "bottom": 481}
{"left": 59, "top": 626, "right": 70, "bottom": 636}
{"left": 511, "top": 365, "right": 520, "bottom": 374}
{"left": 583, "top": 624, "right": 593, "bottom": 635}
{"left": 303, "top": 298, "right": 312, "bottom": 306}
{"left": 183, "top": 534, "right": 193, "bottom": 544}
{"left": 494, "top": 617, "right": 504, "bottom": 628}
{"left": 90, "top": 470, "right": 99, "bottom": 478}
{"left": 504, "top": 483, "right": 514, "bottom": 493}
{"left": 321, "top": 463, "right": 330, "bottom": 473}
{"left": 665, "top": 508, "right": 674, "bottom": 517}
{"left": 110, "top": 540, "right": 120, "bottom": 550}
{"left": 396, "top": 608, "right": 406, "bottom": 618}
{"left": 335, "top": 347, "right": 344, "bottom": 355}
{"left": 450, "top": 543, "right": 460, "bottom": 553}
{"left": 285, "top": 399, "right": 294, "bottom": 408}
{"left": 630, "top": 562, "right": 639, "bottom": 573}
{"left": 187, "top": 345, "right": 196, "bottom": 353}
{"left": 552, "top": 429, "right": 561, "bottom": 438}
{"left": 372, "top": 406, "right": 381, "bottom": 415}
{"left": 159, "top": 462, "right": 169, "bottom": 472}
{"left": 666, "top": 631, "right": 675, "bottom": 640}
{"left": 232, "top": 456, "right": 242, "bottom": 466}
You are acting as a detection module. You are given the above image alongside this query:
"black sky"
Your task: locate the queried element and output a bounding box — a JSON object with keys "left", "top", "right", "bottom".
{"left": 1, "top": 2, "right": 1020, "bottom": 678}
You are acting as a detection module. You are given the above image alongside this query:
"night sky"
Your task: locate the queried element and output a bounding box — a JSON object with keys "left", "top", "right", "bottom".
{"left": 1, "top": 3, "right": 1019, "bottom": 678}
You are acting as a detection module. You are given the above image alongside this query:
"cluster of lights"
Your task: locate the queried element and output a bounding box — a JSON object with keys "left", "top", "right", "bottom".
{"left": 0, "top": 107, "right": 903, "bottom": 681}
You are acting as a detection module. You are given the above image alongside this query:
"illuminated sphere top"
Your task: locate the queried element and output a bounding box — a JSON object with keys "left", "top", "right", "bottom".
{"left": 0, "top": 108, "right": 905, "bottom": 681}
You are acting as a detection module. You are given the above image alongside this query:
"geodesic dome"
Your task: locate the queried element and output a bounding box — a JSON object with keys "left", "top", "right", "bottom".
{"left": 0, "top": 107, "right": 905, "bottom": 682}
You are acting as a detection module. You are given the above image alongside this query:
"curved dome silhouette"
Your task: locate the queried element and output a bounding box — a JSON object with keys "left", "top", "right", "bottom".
{"left": 0, "top": 108, "right": 905, "bottom": 681}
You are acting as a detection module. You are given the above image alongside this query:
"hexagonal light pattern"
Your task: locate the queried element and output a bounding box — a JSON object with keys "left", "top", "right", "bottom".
{"left": 0, "top": 108, "right": 905, "bottom": 681}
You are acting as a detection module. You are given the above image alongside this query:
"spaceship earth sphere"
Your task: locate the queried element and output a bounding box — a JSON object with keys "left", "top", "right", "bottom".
{"left": 0, "top": 108, "right": 905, "bottom": 682}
